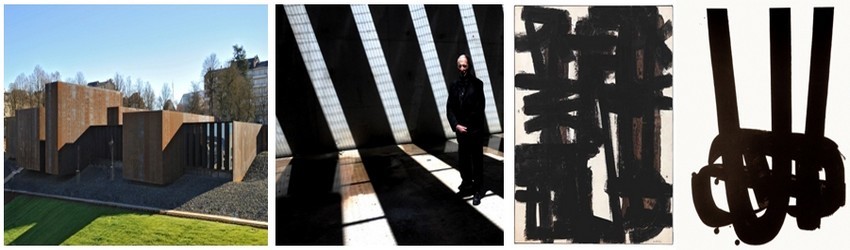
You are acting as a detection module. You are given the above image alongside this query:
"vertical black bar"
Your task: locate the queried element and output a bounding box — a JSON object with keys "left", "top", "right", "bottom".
{"left": 525, "top": 198, "right": 537, "bottom": 239}
{"left": 707, "top": 9, "right": 741, "bottom": 134}
{"left": 193, "top": 125, "right": 198, "bottom": 168}
{"left": 206, "top": 124, "right": 211, "bottom": 170}
{"left": 770, "top": 8, "right": 792, "bottom": 134}
{"left": 194, "top": 125, "right": 200, "bottom": 168}
{"left": 804, "top": 7, "right": 833, "bottom": 137}
{"left": 538, "top": 191, "right": 552, "bottom": 242}
{"left": 224, "top": 122, "right": 231, "bottom": 171}
{"left": 217, "top": 123, "right": 221, "bottom": 171}
{"left": 201, "top": 123, "right": 207, "bottom": 170}
{"left": 707, "top": 9, "right": 753, "bottom": 242}
{"left": 210, "top": 123, "right": 215, "bottom": 171}
{"left": 642, "top": 11, "right": 658, "bottom": 173}
{"left": 210, "top": 123, "right": 215, "bottom": 170}
{"left": 220, "top": 122, "right": 229, "bottom": 171}
{"left": 216, "top": 123, "right": 222, "bottom": 171}
{"left": 188, "top": 125, "right": 194, "bottom": 168}
{"left": 522, "top": 8, "right": 546, "bottom": 75}
{"left": 186, "top": 126, "right": 192, "bottom": 167}
{"left": 798, "top": 7, "right": 834, "bottom": 231}
{"left": 764, "top": 8, "right": 796, "bottom": 235}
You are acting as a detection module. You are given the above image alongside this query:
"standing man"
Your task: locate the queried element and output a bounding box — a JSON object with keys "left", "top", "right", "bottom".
{"left": 447, "top": 54, "right": 487, "bottom": 205}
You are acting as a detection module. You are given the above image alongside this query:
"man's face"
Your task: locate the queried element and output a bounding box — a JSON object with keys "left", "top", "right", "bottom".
{"left": 457, "top": 56, "right": 469, "bottom": 76}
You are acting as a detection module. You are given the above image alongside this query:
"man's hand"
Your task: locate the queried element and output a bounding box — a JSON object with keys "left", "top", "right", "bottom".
{"left": 456, "top": 124, "right": 468, "bottom": 133}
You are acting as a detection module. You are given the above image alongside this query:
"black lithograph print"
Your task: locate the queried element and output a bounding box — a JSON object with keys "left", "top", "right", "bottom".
{"left": 691, "top": 7, "right": 844, "bottom": 246}
{"left": 514, "top": 6, "right": 673, "bottom": 243}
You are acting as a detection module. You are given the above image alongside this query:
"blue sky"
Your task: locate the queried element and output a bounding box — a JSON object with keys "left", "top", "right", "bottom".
{"left": 4, "top": 4, "right": 268, "bottom": 99}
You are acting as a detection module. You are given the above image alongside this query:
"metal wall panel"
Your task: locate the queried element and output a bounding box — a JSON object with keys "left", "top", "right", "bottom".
{"left": 45, "top": 82, "right": 122, "bottom": 175}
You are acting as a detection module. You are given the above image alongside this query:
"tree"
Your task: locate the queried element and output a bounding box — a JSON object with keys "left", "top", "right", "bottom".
{"left": 49, "top": 71, "right": 61, "bottom": 82}
{"left": 125, "top": 75, "right": 134, "bottom": 97}
{"left": 204, "top": 65, "right": 255, "bottom": 122}
{"left": 186, "top": 81, "right": 206, "bottom": 115}
{"left": 113, "top": 73, "right": 127, "bottom": 96}
{"left": 157, "top": 82, "right": 173, "bottom": 111}
{"left": 7, "top": 73, "right": 31, "bottom": 115}
{"left": 202, "top": 53, "right": 220, "bottom": 78}
{"left": 203, "top": 53, "right": 220, "bottom": 117}
{"left": 74, "top": 72, "right": 86, "bottom": 85}
{"left": 28, "top": 65, "right": 49, "bottom": 107}
{"left": 163, "top": 99, "right": 176, "bottom": 111}
{"left": 203, "top": 45, "right": 255, "bottom": 122}
{"left": 125, "top": 92, "right": 145, "bottom": 109}
{"left": 232, "top": 44, "right": 248, "bottom": 74}
{"left": 141, "top": 81, "right": 156, "bottom": 110}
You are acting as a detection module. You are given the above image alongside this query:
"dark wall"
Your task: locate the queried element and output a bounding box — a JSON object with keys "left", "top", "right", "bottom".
{"left": 277, "top": 5, "right": 504, "bottom": 156}
{"left": 75, "top": 125, "right": 123, "bottom": 168}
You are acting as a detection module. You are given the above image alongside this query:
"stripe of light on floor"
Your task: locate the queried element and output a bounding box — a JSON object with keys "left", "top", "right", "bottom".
{"left": 459, "top": 4, "right": 502, "bottom": 134}
{"left": 397, "top": 143, "right": 503, "bottom": 230}
{"left": 486, "top": 133, "right": 504, "bottom": 158}
{"left": 334, "top": 149, "right": 397, "bottom": 245}
{"left": 408, "top": 4, "right": 455, "bottom": 138}
{"left": 285, "top": 5, "right": 357, "bottom": 150}
{"left": 350, "top": 5, "right": 412, "bottom": 144}
{"left": 275, "top": 118, "right": 292, "bottom": 157}
{"left": 447, "top": 138, "right": 503, "bottom": 161}
{"left": 275, "top": 157, "right": 293, "bottom": 197}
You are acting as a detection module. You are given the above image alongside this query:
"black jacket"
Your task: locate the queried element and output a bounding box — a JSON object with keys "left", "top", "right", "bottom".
{"left": 447, "top": 74, "right": 487, "bottom": 135}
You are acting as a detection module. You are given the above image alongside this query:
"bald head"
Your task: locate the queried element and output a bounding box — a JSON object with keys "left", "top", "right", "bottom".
{"left": 457, "top": 54, "right": 469, "bottom": 76}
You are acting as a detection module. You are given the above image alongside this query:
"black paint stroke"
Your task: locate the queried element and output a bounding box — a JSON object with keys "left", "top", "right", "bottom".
{"left": 515, "top": 6, "right": 673, "bottom": 243}
{"left": 692, "top": 8, "right": 844, "bottom": 245}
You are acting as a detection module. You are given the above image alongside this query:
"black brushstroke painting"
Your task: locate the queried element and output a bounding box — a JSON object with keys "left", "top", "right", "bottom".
{"left": 692, "top": 7, "right": 844, "bottom": 246}
{"left": 515, "top": 6, "right": 672, "bottom": 243}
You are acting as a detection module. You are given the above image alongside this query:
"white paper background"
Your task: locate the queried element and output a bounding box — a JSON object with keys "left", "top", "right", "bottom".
{"left": 675, "top": 0, "right": 850, "bottom": 249}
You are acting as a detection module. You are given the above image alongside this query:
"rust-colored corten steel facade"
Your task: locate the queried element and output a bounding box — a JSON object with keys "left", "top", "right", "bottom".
{"left": 5, "top": 117, "right": 18, "bottom": 159}
{"left": 123, "top": 110, "right": 214, "bottom": 185}
{"left": 107, "top": 106, "right": 146, "bottom": 126}
{"left": 8, "top": 81, "right": 264, "bottom": 186}
{"left": 15, "top": 107, "right": 46, "bottom": 172}
{"left": 44, "top": 82, "right": 122, "bottom": 175}
{"left": 232, "top": 122, "right": 262, "bottom": 182}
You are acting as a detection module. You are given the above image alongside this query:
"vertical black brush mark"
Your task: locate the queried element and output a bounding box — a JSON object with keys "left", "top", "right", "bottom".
{"left": 797, "top": 7, "right": 836, "bottom": 230}
{"left": 770, "top": 9, "right": 792, "bottom": 134}
{"left": 706, "top": 9, "right": 740, "bottom": 133}
{"left": 692, "top": 7, "right": 844, "bottom": 245}
{"left": 805, "top": 8, "right": 833, "bottom": 139}
{"left": 768, "top": 10, "right": 793, "bottom": 235}
{"left": 515, "top": 6, "right": 672, "bottom": 243}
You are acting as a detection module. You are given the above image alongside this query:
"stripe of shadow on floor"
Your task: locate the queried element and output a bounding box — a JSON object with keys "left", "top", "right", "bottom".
{"left": 414, "top": 140, "right": 504, "bottom": 198}
{"left": 276, "top": 154, "right": 343, "bottom": 245}
{"left": 358, "top": 145, "right": 503, "bottom": 245}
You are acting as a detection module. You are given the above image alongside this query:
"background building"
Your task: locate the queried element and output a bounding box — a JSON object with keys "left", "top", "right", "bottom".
{"left": 247, "top": 56, "right": 268, "bottom": 124}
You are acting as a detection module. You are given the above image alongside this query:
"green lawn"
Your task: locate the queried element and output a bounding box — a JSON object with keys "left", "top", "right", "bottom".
{"left": 4, "top": 195, "right": 267, "bottom": 245}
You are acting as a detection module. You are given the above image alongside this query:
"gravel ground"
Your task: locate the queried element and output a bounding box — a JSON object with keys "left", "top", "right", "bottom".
{"left": 5, "top": 152, "right": 268, "bottom": 221}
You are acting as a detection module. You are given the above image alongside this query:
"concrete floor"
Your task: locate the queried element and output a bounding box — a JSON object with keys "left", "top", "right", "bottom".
{"left": 276, "top": 134, "right": 504, "bottom": 245}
